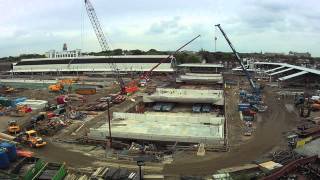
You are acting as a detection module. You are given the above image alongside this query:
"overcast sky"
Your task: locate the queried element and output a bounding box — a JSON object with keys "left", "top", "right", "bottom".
{"left": 0, "top": 0, "right": 319, "bottom": 57}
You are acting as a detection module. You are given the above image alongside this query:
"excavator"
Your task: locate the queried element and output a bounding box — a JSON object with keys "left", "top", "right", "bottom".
{"left": 48, "top": 79, "right": 76, "bottom": 92}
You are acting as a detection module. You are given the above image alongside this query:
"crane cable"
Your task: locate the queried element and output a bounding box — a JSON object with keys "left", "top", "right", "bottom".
{"left": 214, "top": 25, "right": 218, "bottom": 52}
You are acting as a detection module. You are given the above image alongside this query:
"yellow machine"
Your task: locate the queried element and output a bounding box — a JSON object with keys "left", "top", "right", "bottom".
{"left": 18, "top": 130, "right": 47, "bottom": 148}
{"left": 7, "top": 120, "right": 21, "bottom": 134}
{"left": 48, "top": 83, "right": 64, "bottom": 92}
{"left": 48, "top": 79, "right": 76, "bottom": 92}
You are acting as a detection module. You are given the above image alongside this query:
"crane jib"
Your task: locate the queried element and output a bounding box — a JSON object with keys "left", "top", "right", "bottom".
{"left": 215, "top": 24, "right": 257, "bottom": 91}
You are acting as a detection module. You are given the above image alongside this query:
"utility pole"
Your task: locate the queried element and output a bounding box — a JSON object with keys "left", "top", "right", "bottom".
{"left": 107, "top": 99, "right": 112, "bottom": 148}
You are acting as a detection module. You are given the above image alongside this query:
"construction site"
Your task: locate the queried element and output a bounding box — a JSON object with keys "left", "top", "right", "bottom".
{"left": 1, "top": 1, "right": 320, "bottom": 180}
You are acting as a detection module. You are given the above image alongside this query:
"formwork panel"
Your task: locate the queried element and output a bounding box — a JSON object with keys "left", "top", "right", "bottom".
{"left": 143, "top": 88, "right": 224, "bottom": 105}
{"left": 88, "top": 112, "right": 225, "bottom": 144}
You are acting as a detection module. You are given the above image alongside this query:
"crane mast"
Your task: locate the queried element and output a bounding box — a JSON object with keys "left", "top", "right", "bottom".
{"left": 84, "top": 0, "right": 125, "bottom": 94}
{"left": 215, "top": 24, "right": 257, "bottom": 92}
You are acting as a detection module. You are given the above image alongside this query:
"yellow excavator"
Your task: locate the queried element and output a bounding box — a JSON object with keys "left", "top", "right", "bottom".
{"left": 48, "top": 79, "right": 76, "bottom": 92}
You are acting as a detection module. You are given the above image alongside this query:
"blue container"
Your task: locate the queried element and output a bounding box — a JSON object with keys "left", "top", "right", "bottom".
{"left": 0, "top": 149, "right": 10, "bottom": 169}
{"left": 238, "top": 103, "right": 250, "bottom": 108}
{"left": 239, "top": 107, "right": 250, "bottom": 111}
{"left": 12, "top": 97, "right": 27, "bottom": 106}
{"left": 238, "top": 103, "right": 250, "bottom": 111}
{"left": 0, "top": 142, "right": 17, "bottom": 162}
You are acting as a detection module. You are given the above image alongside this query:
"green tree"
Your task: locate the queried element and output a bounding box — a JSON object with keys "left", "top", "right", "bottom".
{"left": 130, "top": 49, "right": 144, "bottom": 55}
{"left": 112, "top": 49, "right": 123, "bottom": 55}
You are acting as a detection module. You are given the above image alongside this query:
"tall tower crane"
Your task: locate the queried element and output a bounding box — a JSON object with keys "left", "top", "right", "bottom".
{"left": 84, "top": 0, "right": 126, "bottom": 94}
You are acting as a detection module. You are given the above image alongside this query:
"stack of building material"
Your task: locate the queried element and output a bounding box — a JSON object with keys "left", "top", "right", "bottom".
{"left": 258, "top": 161, "right": 283, "bottom": 173}
{"left": 17, "top": 100, "right": 48, "bottom": 110}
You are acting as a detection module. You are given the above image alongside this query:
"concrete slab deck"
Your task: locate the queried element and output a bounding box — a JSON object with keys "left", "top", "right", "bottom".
{"left": 88, "top": 112, "right": 225, "bottom": 144}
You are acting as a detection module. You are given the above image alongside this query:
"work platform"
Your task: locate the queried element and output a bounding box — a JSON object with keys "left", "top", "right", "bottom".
{"left": 88, "top": 112, "right": 225, "bottom": 144}
{"left": 143, "top": 88, "right": 224, "bottom": 105}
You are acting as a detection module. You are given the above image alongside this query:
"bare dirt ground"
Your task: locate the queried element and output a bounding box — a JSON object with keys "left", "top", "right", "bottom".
{"left": 1, "top": 75, "right": 302, "bottom": 176}
{"left": 163, "top": 86, "right": 300, "bottom": 176}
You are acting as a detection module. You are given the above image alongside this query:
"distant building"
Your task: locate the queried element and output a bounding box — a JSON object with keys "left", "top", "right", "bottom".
{"left": 45, "top": 44, "right": 81, "bottom": 58}
{"left": 264, "top": 52, "right": 285, "bottom": 57}
{"left": 45, "top": 49, "right": 82, "bottom": 58}
{"left": 288, "top": 51, "right": 311, "bottom": 58}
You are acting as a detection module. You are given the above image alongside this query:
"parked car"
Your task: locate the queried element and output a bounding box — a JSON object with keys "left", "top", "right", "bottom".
{"left": 153, "top": 103, "right": 163, "bottom": 111}
{"left": 192, "top": 104, "right": 202, "bottom": 113}
{"left": 201, "top": 104, "right": 212, "bottom": 113}
{"left": 161, "top": 103, "right": 175, "bottom": 112}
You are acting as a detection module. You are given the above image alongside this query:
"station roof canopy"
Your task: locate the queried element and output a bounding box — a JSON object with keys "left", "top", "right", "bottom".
{"left": 255, "top": 62, "right": 320, "bottom": 81}
{"left": 269, "top": 67, "right": 294, "bottom": 76}
{"left": 264, "top": 66, "right": 286, "bottom": 73}
{"left": 278, "top": 71, "right": 308, "bottom": 81}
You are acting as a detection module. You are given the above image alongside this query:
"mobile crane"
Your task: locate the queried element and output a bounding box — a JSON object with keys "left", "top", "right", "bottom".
{"left": 215, "top": 24, "right": 266, "bottom": 112}
{"left": 84, "top": 0, "right": 127, "bottom": 94}
{"left": 85, "top": 0, "right": 200, "bottom": 94}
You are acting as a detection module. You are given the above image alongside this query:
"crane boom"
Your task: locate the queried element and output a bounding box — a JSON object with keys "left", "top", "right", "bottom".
{"left": 84, "top": 0, "right": 109, "bottom": 51}
{"left": 84, "top": 0, "right": 126, "bottom": 94}
{"left": 214, "top": 24, "right": 257, "bottom": 91}
{"left": 142, "top": 34, "right": 201, "bottom": 80}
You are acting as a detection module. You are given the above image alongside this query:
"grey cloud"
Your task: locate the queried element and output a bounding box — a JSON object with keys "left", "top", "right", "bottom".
{"left": 148, "top": 16, "right": 183, "bottom": 34}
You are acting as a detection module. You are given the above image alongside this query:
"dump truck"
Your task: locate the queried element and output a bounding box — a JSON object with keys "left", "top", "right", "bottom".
{"left": 16, "top": 130, "right": 47, "bottom": 148}
{"left": 1, "top": 131, "right": 45, "bottom": 148}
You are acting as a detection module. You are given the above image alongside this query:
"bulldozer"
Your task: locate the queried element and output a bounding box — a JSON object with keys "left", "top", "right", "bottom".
{"left": 16, "top": 130, "right": 47, "bottom": 148}
{"left": 7, "top": 120, "right": 21, "bottom": 134}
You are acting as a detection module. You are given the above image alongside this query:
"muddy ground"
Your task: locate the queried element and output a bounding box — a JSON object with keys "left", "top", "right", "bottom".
{"left": 163, "top": 86, "right": 300, "bottom": 176}
{"left": 1, "top": 75, "right": 303, "bottom": 176}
